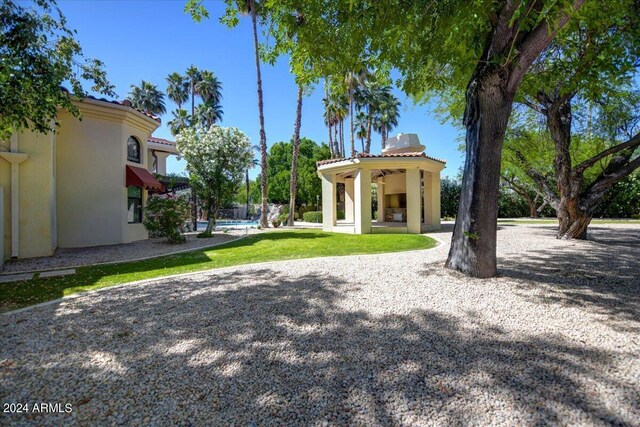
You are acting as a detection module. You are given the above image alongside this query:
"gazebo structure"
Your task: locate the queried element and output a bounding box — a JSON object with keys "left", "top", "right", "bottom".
{"left": 316, "top": 133, "right": 446, "bottom": 234}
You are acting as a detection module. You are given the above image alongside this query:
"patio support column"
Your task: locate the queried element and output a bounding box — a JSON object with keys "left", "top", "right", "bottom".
{"left": 424, "top": 171, "right": 441, "bottom": 230}
{"left": 406, "top": 168, "right": 422, "bottom": 234}
{"left": 321, "top": 173, "right": 337, "bottom": 231}
{"left": 377, "top": 177, "right": 385, "bottom": 222}
{"left": 354, "top": 168, "right": 371, "bottom": 234}
{"left": 344, "top": 178, "right": 355, "bottom": 223}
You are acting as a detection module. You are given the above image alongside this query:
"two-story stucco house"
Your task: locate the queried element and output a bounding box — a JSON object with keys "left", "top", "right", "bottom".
{"left": 0, "top": 94, "right": 179, "bottom": 262}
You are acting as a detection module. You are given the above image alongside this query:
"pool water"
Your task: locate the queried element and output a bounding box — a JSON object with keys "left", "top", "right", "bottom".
{"left": 196, "top": 220, "right": 259, "bottom": 230}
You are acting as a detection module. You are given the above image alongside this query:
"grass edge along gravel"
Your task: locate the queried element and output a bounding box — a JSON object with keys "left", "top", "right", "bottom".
{"left": 0, "top": 230, "right": 437, "bottom": 313}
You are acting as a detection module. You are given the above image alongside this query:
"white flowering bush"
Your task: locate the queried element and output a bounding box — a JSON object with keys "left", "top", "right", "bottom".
{"left": 176, "top": 126, "right": 254, "bottom": 236}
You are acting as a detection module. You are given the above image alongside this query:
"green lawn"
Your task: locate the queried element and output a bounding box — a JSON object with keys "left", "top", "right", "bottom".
{"left": 0, "top": 230, "right": 436, "bottom": 313}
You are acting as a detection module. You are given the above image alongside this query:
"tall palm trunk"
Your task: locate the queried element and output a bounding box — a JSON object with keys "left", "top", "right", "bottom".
{"left": 340, "top": 119, "right": 345, "bottom": 157}
{"left": 334, "top": 124, "right": 339, "bottom": 157}
{"left": 327, "top": 123, "right": 334, "bottom": 158}
{"left": 245, "top": 169, "right": 250, "bottom": 219}
{"left": 328, "top": 122, "right": 334, "bottom": 158}
{"left": 249, "top": 0, "right": 269, "bottom": 228}
{"left": 365, "top": 110, "right": 373, "bottom": 154}
{"left": 191, "top": 81, "right": 195, "bottom": 118}
{"left": 287, "top": 85, "right": 303, "bottom": 226}
{"left": 349, "top": 88, "right": 355, "bottom": 156}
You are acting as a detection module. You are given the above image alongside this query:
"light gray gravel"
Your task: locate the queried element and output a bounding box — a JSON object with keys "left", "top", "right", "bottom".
{"left": 1, "top": 230, "right": 256, "bottom": 274}
{"left": 1, "top": 224, "right": 638, "bottom": 426}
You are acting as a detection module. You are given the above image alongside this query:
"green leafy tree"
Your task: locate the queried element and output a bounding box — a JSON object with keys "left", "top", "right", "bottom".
{"left": 593, "top": 172, "right": 640, "bottom": 218}
{"left": 264, "top": 138, "right": 330, "bottom": 209}
{"left": 0, "top": 0, "right": 114, "bottom": 139}
{"left": 257, "top": 0, "right": 586, "bottom": 278}
{"left": 176, "top": 126, "right": 253, "bottom": 236}
{"left": 512, "top": 0, "right": 640, "bottom": 238}
{"left": 128, "top": 80, "right": 166, "bottom": 115}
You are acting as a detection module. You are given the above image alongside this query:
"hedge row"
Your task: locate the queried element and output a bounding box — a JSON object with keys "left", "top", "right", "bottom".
{"left": 302, "top": 211, "right": 322, "bottom": 223}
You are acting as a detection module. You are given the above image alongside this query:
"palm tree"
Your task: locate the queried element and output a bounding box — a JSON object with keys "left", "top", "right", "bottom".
{"left": 128, "top": 80, "right": 166, "bottom": 116}
{"left": 373, "top": 88, "right": 401, "bottom": 148}
{"left": 166, "top": 72, "right": 189, "bottom": 110}
{"left": 287, "top": 85, "right": 303, "bottom": 226}
{"left": 355, "top": 110, "right": 368, "bottom": 153}
{"left": 185, "top": 65, "right": 202, "bottom": 118}
{"left": 168, "top": 108, "right": 191, "bottom": 136}
{"left": 333, "top": 94, "right": 349, "bottom": 157}
{"left": 195, "top": 70, "right": 223, "bottom": 105}
{"left": 196, "top": 100, "right": 223, "bottom": 128}
{"left": 345, "top": 69, "right": 369, "bottom": 157}
{"left": 245, "top": 0, "right": 269, "bottom": 228}
{"left": 323, "top": 89, "right": 336, "bottom": 158}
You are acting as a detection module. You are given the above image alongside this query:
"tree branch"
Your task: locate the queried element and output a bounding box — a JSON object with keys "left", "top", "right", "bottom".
{"left": 518, "top": 97, "right": 545, "bottom": 114}
{"left": 511, "top": 150, "right": 560, "bottom": 209}
{"left": 507, "top": 0, "right": 586, "bottom": 94}
{"left": 572, "top": 132, "right": 640, "bottom": 175}
{"left": 580, "top": 155, "right": 640, "bottom": 210}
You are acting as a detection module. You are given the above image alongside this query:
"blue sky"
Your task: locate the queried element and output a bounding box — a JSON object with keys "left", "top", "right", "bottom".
{"left": 58, "top": 0, "right": 464, "bottom": 178}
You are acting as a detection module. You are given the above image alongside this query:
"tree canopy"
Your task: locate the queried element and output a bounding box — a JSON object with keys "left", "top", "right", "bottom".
{"left": 0, "top": 0, "right": 114, "bottom": 139}
{"left": 264, "top": 138, "right": 330, "bottom": 207}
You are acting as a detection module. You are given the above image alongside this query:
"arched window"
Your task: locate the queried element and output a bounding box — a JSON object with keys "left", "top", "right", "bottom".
{"left": 127, "top": 136, "right": 141, "bottom": 163}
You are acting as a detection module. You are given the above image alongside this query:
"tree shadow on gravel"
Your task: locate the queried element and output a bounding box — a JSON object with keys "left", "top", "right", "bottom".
{"left": 499, "top": 225, "right": 640, "bottom": 331}
{"left": 1, "top": 266, "right": 636, "bottom": 426}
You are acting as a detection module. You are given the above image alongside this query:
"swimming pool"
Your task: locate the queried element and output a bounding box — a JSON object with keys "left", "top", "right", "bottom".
{"left": 196, "top": 220, "right": 259, "bottom": 230}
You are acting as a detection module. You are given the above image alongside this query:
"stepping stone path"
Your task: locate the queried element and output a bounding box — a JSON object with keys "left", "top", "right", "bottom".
{"left": 0, "top": 273, "right": 34, "bottom": 283}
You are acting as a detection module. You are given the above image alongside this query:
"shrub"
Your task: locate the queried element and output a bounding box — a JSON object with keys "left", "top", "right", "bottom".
{"left": 278, "top": 211, "right": 300, "bottom": 224}
{"left": 143, "top": 195, "right": 191, "bottom": 244}
{"left": 271, "top": 218, "right": 281, "bottom": 228}
{"left": 303, "top": 211, "right": 323, "bottom": 223}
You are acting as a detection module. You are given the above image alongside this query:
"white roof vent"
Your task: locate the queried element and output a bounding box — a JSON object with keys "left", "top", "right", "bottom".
{"left": 382, "top": 133, "right": 425, "bottom": 154}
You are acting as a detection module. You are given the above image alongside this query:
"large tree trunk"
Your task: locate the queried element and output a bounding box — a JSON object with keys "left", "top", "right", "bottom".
{"left": 445, "top": 74, "right": 515, "bottom": 278}
{"left": 287, "top": 85, "right": 303, "bottom": 226}
{"left": 249, "top": 0, "right": 269, "bottom": 228}
{"left": 557, "top": 198, "right": 592, "bottom": 239}
{"left": 445, "top": 0, "right": 584, "bottom": 277}
{"left": 545, "top": 96, "right": 591, "bottom": 239}
{"left": 204, "top": 200, "right": 216, "bottom": 235}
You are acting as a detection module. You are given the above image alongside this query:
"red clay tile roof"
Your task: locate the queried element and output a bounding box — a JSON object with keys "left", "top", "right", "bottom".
{"left": 317, "top": 152, "right": 446, "bottom": 167}
{"left": 61, "top": 87, "right": 161, "bottom": 122}
{"left": 147, "top": 136, "right": 176, "bottom": 146}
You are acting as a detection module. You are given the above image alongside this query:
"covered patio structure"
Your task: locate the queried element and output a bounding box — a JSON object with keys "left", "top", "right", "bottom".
{"left": 317, "top": 151, "right": 446, "bottom": 234}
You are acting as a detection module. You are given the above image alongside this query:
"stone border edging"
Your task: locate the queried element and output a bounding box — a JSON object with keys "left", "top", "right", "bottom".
{"left": 0, "top": 234, "right": 250, "bottom": 276}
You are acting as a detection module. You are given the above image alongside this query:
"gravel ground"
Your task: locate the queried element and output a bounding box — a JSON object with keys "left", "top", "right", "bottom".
{"left": 1, "top": 230, "right": 258, "bottom": 274}
{"left": 1, "top": 224, "right": 638, "bottom": 426}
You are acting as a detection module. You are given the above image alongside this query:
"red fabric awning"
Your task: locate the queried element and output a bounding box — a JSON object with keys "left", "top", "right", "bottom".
{"left": 126, "top": 165, "right": 164, "bottom": 192}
